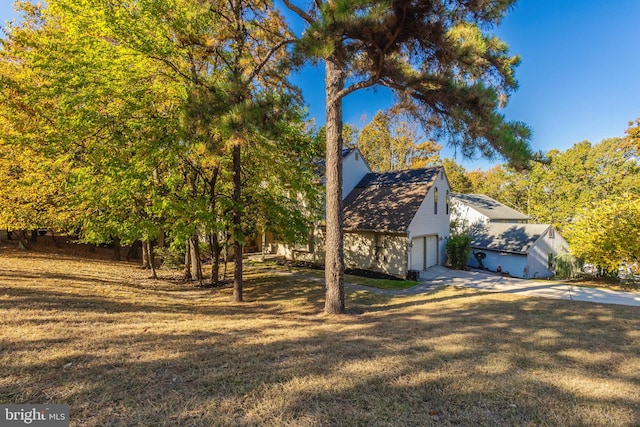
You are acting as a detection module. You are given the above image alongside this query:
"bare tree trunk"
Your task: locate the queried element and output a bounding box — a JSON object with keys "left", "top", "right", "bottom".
{"left": 189, "top": 235, "right": 203, "bottom": 282}
{"left": 223, "top": 231, "right": 229, "bottom": 281}
{"left": 156, "top": 229, "right": 165, "bottom": 267}
{"left": 146, "top": 239, "right": 157, "bottom": 279}
{"left": 18, "top": 230, "right": 31, "bottom": 251}
{"left": 232, "top": 142, "right": 243, "bottom": 302}
{"left": 184, "top": 240, "right": 192, "bottom": 280}
{"left": 324, "top": 58, "right": 345, "bottom": 314}
{"left": 50, "top": 230, "right": 61, "bottom": 248}
{"left": 112, "top": 236, "right": 122, "bottom": 261}
{"left": 113, "top": 238, "right": 121, "bottom": 261}
{"left": 126, "top": 240, "right": 140, "bottom": 261}
{"left": 210, "top": 231, "right": 221, "bottom": 284}
{"left": 141, "top": 240, "right": 150, "bottom": 269}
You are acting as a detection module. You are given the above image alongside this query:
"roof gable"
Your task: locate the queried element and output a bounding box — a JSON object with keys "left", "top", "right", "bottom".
{"left": 452, "top": 193, "right": 529, "bottom": 221}
{"left": 343, "top": 167, "right": 441, "bottom": 233}
{"left": 470, "top": 223, "right": 550, "bottom": 254}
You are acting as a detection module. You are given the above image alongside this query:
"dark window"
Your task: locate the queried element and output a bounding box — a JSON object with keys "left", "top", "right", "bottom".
{"left": 434, "top": 187, "right": 438, "bottom": 215}
{"left": 446, "top": 190, "right": 450, "bottom": 215}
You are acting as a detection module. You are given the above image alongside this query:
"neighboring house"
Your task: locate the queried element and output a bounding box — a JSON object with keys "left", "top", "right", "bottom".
{"left": 451, "top": 193, "right": 529, "bottom": 233}
{"left": 279, "top": 165, "right": 451, "bottom": 278}
{"left": 451, "top": 193, "right": 569, "bottom": 278}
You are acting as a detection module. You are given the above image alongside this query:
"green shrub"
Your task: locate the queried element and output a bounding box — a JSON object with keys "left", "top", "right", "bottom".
{"left": 553, "top": 253, "right": 582, "bottom": 279}
{"left": 447, "top": 234, "right": 472, "bottom": 270}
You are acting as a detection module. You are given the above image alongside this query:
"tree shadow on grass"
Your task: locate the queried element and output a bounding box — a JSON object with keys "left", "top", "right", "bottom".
{"left": 3, "top": 291, "right": 640, "bottom": 425}
{"left": 2, "top": 256, "right": 640, "bottom": 425}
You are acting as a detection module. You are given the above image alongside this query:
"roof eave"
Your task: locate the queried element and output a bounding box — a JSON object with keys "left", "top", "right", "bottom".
{"left": 344, "top": 227, "right": 407, "bottom": 235}
{"left": 471, "top": 245, "right": 528, "bottom": 255}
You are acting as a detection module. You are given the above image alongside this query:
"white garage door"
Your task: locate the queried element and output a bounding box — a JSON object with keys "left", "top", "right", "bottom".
{"left": 411, "top": 235, "right": 439, "bottom": 271}
{"left": 426, "top": 235, "right": 438, "bottom": 268}
{"left": 410, "top": 237, "right": 425, "bottom": 271}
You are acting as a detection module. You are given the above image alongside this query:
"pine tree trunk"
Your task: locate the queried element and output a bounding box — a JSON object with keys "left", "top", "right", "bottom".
{"left": 232, "top": 142, "right": 243, "bottom": 302}
{"left": 324, "top": 58, "right": 345, "bottom": 314}
{"left": 208, "top": 167, "right": 220, "bottom": 285}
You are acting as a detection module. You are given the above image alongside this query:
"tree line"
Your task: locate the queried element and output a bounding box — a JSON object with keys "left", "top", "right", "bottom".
{"left": 1, "top": 0, "right": 534, "bottom": 313}
{"left": 0, "top": 0, "right": 322, "bottom": 303}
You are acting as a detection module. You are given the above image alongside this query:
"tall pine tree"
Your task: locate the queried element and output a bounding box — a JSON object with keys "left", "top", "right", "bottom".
{"left": 283, "top": 0, "right": 532, "bottom": 313}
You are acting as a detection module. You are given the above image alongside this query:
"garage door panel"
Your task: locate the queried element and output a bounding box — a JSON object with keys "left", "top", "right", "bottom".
{"left": 426, "top": 236, "right": 438, "bottom": 268}
{"left": 410, "top": 237, "right": 424, "bottom": 271}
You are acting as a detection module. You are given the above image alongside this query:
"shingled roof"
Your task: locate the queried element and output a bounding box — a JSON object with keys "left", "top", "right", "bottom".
{"left": 343, "top": 167, "right": 441, "bottom": 233}
{"left": 452, "top": 193, "right": 529, "bottom": 222}
{"left": 470, "top": 223, "right": 551, "bottom": 254}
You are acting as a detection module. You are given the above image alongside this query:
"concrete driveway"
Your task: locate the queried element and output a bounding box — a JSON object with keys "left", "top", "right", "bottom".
{"left": 419, "top": 266, "right": 640, "bottom": 307}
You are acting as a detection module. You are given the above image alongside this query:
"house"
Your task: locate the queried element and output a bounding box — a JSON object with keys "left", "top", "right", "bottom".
{"left": 451, "top": 193, "right": 529, "bottom": 232}
{"left": 278, "top": 163, "right": 451, "bottom": 279}
{"left": 451, "top": 193, "right": 569, "bottom": 278}
{"left": 340, "top": 167, "right": 451, "bottom": 278}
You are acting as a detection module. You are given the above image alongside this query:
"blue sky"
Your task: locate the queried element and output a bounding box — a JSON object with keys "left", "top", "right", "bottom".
{"left": 2, "top": 0, "right": 639, "bottom": 170}
{"left": 288, "top": 0, "right": 640, "bottom": 169}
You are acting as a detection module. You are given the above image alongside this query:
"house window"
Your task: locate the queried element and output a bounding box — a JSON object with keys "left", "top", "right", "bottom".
{"left": 434, "top": 187, "right": 438, "bottom": 215}
{"left": 446, "top": 190, "right": 450, "bottom": 215}
{"left": 548, "top": 228, "right": 555, "bottom": 239}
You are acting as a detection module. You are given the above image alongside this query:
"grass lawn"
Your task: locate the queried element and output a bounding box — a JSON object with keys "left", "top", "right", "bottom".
{"left": 1, "top": 244, "right": 639, "bottom": 426}
{"left": 265, "top": 262, "right": 419, "bottom": 290}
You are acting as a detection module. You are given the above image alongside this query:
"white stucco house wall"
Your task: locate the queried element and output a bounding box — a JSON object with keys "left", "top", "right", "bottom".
{"left": 451, "top": 193, "right": 569, "bottom": 278}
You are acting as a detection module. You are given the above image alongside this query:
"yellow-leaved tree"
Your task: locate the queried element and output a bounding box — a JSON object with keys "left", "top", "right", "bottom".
{"left": 567, "top": 194, "right": 640, "bottom": 274}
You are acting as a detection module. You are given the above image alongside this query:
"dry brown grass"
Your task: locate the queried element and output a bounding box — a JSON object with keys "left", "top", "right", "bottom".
{"left": 1, "top": 242, "right": 640, "bottom": 426}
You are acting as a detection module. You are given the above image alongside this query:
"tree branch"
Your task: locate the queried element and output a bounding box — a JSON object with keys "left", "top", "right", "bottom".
{"left": 248, "top": 38, "right": 296, "bottom": 83}
{"left": 331, "top": 78, "right": 377, "bottom": 104}
{"left": 281, "top": 0, "right": 314, "bottom": 24}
